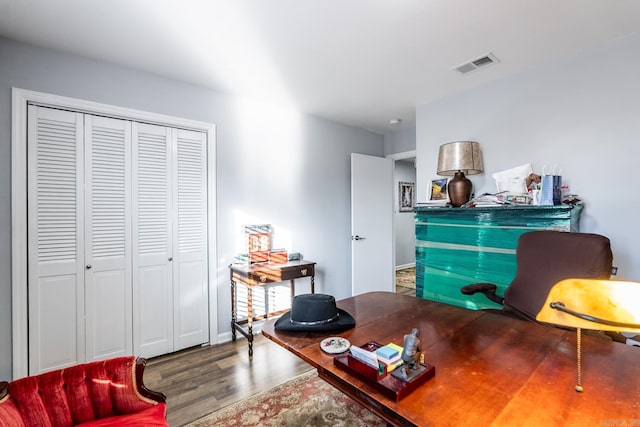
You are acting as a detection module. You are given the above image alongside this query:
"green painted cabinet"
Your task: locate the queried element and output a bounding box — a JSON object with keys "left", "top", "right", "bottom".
{"left": 414, "top": 205, "right": 583, "bottom": 310}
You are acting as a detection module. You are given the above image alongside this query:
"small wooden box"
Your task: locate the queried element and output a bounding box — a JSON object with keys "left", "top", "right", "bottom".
{"left": 249, "top": 251, "right": 269, "bottom": 264}
{"left": 269, "top": 250, "right": 288, "bottom": 264}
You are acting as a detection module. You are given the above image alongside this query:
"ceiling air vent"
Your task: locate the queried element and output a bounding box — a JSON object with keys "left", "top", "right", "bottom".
{"left": 453, "top": 53, "right": 500, "bottom": 75}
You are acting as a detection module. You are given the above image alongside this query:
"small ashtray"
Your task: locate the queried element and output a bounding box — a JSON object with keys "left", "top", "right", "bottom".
{"left": 320, "top": 337, "right": 350, "bottom": 354}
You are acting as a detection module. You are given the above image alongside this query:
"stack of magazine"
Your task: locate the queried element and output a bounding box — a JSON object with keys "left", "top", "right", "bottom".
{"left": 416, "top": 199, "right": 448, "bottom": 207}
{"left": 462, "top": 192, "right": 511, "bottom": 207}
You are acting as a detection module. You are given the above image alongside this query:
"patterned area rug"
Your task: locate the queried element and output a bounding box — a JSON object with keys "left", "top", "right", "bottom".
{"left": 187, "top": 370, "right": 386, "bottom": 426}
{"left": 396, "top": 267, "right": 416, "bottom": 289}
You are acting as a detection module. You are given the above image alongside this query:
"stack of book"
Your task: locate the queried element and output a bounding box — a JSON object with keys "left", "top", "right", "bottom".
{"left": 375, "top": 343, "right": 404, "bottom": 372}
{"left": 232, "top": 253, "right": 249, "bottom": 265}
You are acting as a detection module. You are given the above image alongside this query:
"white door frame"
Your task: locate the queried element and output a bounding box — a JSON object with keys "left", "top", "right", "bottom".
{"left": 11, "top": 88, "right": 218, "bottom": 378}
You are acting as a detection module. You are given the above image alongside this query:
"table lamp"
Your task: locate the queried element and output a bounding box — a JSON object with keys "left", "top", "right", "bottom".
{"left": 536, "top": 278, "right": 640, "bottom": 392}
{"left": 436, "top": 141, "right": 484, "bottom": 207}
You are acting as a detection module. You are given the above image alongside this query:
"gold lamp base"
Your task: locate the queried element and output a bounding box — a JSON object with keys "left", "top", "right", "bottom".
{"left": 448, "top": 171, "right": 472, "bottom": 207}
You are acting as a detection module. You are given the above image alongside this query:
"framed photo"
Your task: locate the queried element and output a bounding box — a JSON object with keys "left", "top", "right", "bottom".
{"left": 399, "top": 182, "right": 415, "bottom": 212}
{"left": 429, "top": 178, "right": 449, "bottom": 201}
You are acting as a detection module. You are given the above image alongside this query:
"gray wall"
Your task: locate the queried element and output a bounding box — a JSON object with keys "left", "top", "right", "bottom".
{"left": 394, "top": 160, "right": 416, "bottom": 267}
{"left": 0, "top": 37, "right": 384, "bottom": 379}
{"left": 416, "top": 33, "right": 640, "bottom": 281}
{"left": 384, "top": 126, "right": 416, "bottom": 156}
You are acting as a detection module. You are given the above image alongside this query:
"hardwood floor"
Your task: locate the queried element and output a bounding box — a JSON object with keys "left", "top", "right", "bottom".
{"left": 145, "top": 334, "right": 312, "bottom": 426}
{"left": 144, "top": 272, "right": 416, "bottom": 426}
{"left": 395, "top": 266, "right": 416, "bottom": 296}
{"left": 395, "top": 285, "right": 415, "bottom": 296}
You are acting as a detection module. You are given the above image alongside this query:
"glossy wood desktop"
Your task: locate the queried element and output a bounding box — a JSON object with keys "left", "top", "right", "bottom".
{"left": 262, "top": 292, "right": 640, "bottom": 426}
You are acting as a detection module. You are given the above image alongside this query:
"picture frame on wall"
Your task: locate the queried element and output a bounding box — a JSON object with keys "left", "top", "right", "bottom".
{"left": 399, "top": 182, "right": 415, "bottom": 212}
{"left": 429, "top": 178, "right": 449, "bottom": 201}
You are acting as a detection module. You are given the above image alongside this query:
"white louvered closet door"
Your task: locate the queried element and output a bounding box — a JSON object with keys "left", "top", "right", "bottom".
{"left": 132, "top": 123, "right": 173, "bottom": 358}
{"left": 84, "top": 115, "right": 133, "bottom": 361}
{"left": 27, "top": 106, "right": 85, "bottom": 374}
{"left": 27, "top": 106, "right": 210, "bottom": 371}
{"left": 173, "top": 128, "right": 209, "bottom": 350}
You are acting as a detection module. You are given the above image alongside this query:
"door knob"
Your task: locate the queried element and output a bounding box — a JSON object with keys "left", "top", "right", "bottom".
{"left": 168, "top": 257, "right": 173, "bottom": 261}
{"left": 86, "top": 264, "right": 92, "bottom": 269}
{"left": 353, "top": 235, "right": 366, "bottom": 241}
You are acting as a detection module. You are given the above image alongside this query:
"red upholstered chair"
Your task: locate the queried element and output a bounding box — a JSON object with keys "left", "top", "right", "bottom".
{"left": 460, "top": 230, "right": 613, "bottom": 322}
{"left": 0, "top": 356, "right": 167, "bottom": 427}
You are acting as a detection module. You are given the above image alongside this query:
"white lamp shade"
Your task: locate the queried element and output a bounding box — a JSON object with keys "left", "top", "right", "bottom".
{"left": 437, "top": 141, "right": 484, "bottom": 176}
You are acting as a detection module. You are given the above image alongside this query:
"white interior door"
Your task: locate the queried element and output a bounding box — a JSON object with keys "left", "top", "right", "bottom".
{"left": 173, "top": 128, "right": 209, "bottom": 350}
{"left": 351, "top": 153, "right": 394, "bottom": 296}
{"left": 27, "top": 106, "right": 85, "bottom": 374}
{"left": 132, "top": 123, "right": 173, "bottom": 358}
{"left": 84, "top": 115, "right": 133, "bottom": 361}
{"left": 133, "top": 125, "right": 209, "bottom": 356}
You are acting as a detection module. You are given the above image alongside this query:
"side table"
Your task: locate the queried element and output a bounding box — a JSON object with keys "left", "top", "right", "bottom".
{"left": 229, "top": 260, "right": 316, "bottom": 357}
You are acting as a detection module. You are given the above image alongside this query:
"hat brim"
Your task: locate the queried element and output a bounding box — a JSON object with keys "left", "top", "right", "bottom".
{"left": 274, "top": 308, "right": 355, "bottom": 332}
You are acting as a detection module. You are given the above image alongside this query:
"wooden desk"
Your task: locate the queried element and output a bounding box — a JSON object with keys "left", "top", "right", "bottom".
{"left": 262, "top": 292, "right": 640, "bottom": 426}
{"left": 230, "top": 260, "right": 315, "bottom": 357}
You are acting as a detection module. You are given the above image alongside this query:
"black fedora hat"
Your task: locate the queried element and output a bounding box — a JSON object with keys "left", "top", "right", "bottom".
{"left": 274, "top": 294, "right": 355, "bottom": 332}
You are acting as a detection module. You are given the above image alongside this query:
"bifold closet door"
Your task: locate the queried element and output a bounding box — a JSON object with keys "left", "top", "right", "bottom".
{"left": 132, "top": 123, "right": 173, "bottom": 358}
{"left": 173, "top": 128, "right": 209, "bottom": 350}
{"left": 27, "top": 106, "right": 209, "bottom": 370}
{"left": 28, "top": 106, "right": 133, "bottom": 373}
{"left": 132, "top": 125, "right": 209, "bottom": 358}
{"left": 27, "top": 106, "right": 85, "bottom": 374}
{"left": 84, "top": 115, "right": 133, "bottom": 362}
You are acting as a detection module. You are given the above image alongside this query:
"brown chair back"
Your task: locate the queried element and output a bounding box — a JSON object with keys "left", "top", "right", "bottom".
{"left": 503, "top": 231, "right": 613, "bottom": 321}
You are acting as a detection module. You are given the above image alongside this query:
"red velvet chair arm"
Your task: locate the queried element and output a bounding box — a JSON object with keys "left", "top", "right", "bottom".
{"left": 135, "top": 358, "right": 166, "bottom": 404}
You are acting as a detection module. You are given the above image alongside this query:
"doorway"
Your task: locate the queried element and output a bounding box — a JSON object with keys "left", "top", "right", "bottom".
{"left": 389, "top": 151, "right": 416, "bottom": 295}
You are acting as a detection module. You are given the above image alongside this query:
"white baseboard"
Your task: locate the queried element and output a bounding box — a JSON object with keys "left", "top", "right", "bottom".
{"left": 395, "top": 263, "right": 416, "bottom": 271}
{"left": 216, "top": 323, "right": 265, "bottom": 345}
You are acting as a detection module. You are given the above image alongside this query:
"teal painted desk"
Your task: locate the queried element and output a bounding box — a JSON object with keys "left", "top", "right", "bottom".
{"left": 414, "top": 205, "right": 583, "bottom": 310}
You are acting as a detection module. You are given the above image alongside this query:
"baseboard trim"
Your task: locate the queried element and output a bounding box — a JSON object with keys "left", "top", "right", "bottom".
{"left": 395, "top": 263, "right": 416, "bottom": 271}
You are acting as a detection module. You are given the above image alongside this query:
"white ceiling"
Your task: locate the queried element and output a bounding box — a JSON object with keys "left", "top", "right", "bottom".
{"left": 1, "top": 0, "right": 639, "bottom": 133}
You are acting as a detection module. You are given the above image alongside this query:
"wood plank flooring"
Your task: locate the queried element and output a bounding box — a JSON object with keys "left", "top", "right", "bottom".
{"left": 395, "top": 284, "right": 415, "bottom": 296}
{"left": 144, "top": 271, "right": 417, "bottom": 426}
{"left": 396, "top": 266, "right": 416, "bottom": 297}
{"left": 145, "top": 334, "right": 311, "bottom": 426}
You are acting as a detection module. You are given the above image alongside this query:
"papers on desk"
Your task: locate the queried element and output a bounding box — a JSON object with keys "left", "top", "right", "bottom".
{"left": 349, "top": 345, "right": 379, "bottom": 369}
{"left": 416, "top": 200, "right": 448, "bottom": 207}
{"left": 462, "top": 192, "right": 512, "bottom": 207}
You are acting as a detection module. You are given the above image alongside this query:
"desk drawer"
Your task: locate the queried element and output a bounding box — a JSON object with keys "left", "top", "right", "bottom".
{"left": 280, "top": 264, "right": 314, "bottom": 281}
{"left": 246, "top": 265, "right": 314, "bottom": 283}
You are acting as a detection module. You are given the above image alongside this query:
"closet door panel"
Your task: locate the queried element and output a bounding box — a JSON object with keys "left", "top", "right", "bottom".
{"left": 27, "top": 106, "right": 85, "bottom": 374}
{"left": 84, "top": 115, "right": 133, "bottom": 361}
{"left": 173, "top": 129, "right": 209, "bottom": 349}
{"left": 133, "top": 123, "right": 173, "bottom": 358}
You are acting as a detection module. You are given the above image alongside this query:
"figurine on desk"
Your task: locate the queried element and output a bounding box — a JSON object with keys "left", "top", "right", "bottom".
{"left": 392, "top": 328, "right": 427, "bottom": 382}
